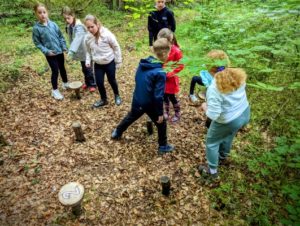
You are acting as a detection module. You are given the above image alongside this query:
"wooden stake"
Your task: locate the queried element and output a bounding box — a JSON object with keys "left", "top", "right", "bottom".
{"left": 160, "top": 176, "right": 171, "bottom": 196}
{"left": 72, "top": 122, "right": 86, "bottom": 142}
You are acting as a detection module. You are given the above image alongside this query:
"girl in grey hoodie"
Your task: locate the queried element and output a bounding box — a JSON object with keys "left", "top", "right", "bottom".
{"left": 62, "top": 7, "right": 96, "bottom": 92}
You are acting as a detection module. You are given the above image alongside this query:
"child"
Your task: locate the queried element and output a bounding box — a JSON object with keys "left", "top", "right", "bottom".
{"left": 111, "top": 38, "right": 174, "bottom": 154}
{"left": 84, "top": 14, "right": 122, "bottom": 108}
{"left": 61, "top": 6, "right": 96, "bottom": 92}
{"left": 32, "top": 3, "right": 69, "bottom": 100}
{"left": 189, "top": 50, "right": 230, "bottom": 103}
{"left": 157, "top": 28, "right": 184, "bottom": 122}
{"left": 148, "top": 0, "right": 176, "bottom": 47}
{"left": 198, "top": 68, "right": 250, "bottom": 184}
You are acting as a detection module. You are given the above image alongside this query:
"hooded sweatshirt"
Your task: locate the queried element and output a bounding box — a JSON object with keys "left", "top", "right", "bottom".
{"left": 32, "top": 20, "right": 67, "bottom": 56}
{"left": 67, "top": 19, "right": 87, "bottom": 61}
{"left": 133, "top": 56, "right": 166, "bottom": 116}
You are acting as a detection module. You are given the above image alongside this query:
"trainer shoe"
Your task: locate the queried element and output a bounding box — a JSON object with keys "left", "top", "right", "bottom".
{"left": 111, "top": 129, "right": 122, "bottom": 140}
{"left": 51, "top": 89, "right": 64, "bottom": 100}
{"left": 189, "top": 94, "right": 199, "bottom": 103}
{"left": 115, "top": 95, "right": 122, "bottom": 106}
{"left": 62, "top": 82, "right": 70, "bottom": 90}
{"left": 93, "top": 99, "right": 108, "bottom": 108}
{"left": 82, "top": 84, "right": 88, "bottom": 90}
{"left": 158, "top": 144, "right": 174, "bottom": 154}
{"left": 89, "top": 87, "right": 96, "bottom": 92}
{"left": 197, "top": 164, "right": 220, "bottom": 187}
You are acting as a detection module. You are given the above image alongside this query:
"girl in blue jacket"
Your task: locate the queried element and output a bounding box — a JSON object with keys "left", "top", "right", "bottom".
{"left": 32, "top": 3, "right": 69, "bottom": 100}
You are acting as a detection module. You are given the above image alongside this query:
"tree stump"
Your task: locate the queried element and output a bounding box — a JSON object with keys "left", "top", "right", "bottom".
{"left": 58, "top": 182, "right": 84, "bottom": 216}
{"left": 160, "top": 176, "right": 171, "bottom": 196}
{"left": 69, "top": 81, "right": 83, "bottom": 99}
{"left": 72, "top": 122, "right": 86, "bottom": 142}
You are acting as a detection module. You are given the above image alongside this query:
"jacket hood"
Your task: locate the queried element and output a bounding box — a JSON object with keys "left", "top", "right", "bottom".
{"left": 139, "top": 56, "right": 163, "bottom": 70}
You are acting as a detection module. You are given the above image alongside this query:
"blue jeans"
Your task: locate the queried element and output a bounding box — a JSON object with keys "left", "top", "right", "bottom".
{"left": 205, "top": 106, "right": 250, "bottom": 169}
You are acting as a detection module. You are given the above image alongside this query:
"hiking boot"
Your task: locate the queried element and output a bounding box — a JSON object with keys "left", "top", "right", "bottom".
{"left": 62, "top": 82, "right": 70, "bottom": 90}
{"left": 158, "top": 144, "right": 174, "bottom": 154}
{"left": 51, "top": 89, "right": 64, "bottom": 100}
{"left": 89, "top": 87, "right": 96, "bottom": 92}
{"left": 197, "top": 164, "right": 220, "bottom": 187}
{"left": 111, "top": 129, "right": 122, "bottom": 140}
{"left": 189, "top": 94, "right": 199, "bottom": 103}
{"left": 93, "top": 99, "right": 108, "bottom": 108}
{"left": 115, "top": 95, "right": 122, "bottom": 106}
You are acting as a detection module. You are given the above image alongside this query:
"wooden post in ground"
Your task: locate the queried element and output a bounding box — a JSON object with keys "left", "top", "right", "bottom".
{"left": 58, "top": 182, "right": 85, "bottom": 216}
{"left": 0, "top": 133, "right": 7, "bottom": 146}
{"left": 160, "top": 176, "right": 171, "bottom": 196}
{"left": 72, "top": 122, "right": 86, "bottom": 142}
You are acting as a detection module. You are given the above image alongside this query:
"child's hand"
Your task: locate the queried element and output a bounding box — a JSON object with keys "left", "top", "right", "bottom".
{"left": 157, "top": 115, "right": 164, "bottom": 124}
{"left": 86, "top": 63, "right": 91, "bottom": 68}
{"left": 201, "top": 102, "right": 208, "bottom": 112}
{"left": 116, "top": 63, "right": 122, "bottom": 69}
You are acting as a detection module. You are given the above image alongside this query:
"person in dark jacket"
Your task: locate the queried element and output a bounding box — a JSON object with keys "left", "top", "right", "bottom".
{"left": 148, "top": 0, "right": 176, "bottom": 47}
{"left": 111, "top": 38, "right": 174, "bottom": 154}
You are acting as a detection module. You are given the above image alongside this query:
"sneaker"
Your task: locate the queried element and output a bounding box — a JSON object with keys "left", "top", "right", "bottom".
{"left": 164, "top": 112, "right": 169, "bottom": 120}
{"left": 189, "top": 94, "right": 199, "bottom": 103}
{"left": 219, "top": 157, "right": 231, "bottom": 167}
{"left": 62, "top": 82, "right": 70, "bottom": 90}
{"left": 51, "top": 89, "right": 64, "bottom": 100}
{"left": 197, "top": 164, "right": 220, "bottom": 187}
{"left": 82, "top": 84, "right": 88, "bottom": 90}
{"left": 89, "top": 87, "right": 96, "bottom": 92}
{"left": 158, "top": 144, "right": 174, "bottom": 154}
{"left": 171, "top": 115, "right": 180, "bottom": 123}
{"left": 198, "top": 92, "right": 206, "bottom": 100}
{"left": 111, "top": 129, "right": 122, "bottom": 140}
{"left": 93, "top": 99, "right": 108, "bottom": 108}
{"left": 115, "top": 95, "right": 122, "bottom": 106}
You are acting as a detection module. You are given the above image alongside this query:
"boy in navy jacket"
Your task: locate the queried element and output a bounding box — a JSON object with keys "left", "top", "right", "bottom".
{"left": 148, "top": 0, "right": 176, "bottom": 47}
{"left": 111, "top": 38, "right": 174, "bottom": 154}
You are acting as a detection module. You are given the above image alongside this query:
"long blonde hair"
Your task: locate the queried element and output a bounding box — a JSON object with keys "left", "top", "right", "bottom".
{"left": 84, "top": 14, "right": 102, "bottom": 43}
{"left": 215, "top": 68, "right": 247, "bottom": 93}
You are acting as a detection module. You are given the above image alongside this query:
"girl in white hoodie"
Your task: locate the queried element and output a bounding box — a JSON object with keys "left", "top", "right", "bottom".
{"left": 84, "top": 14, "right": 122, "bottom": 108}
{"left": 62, "top": 7, "right": 96, "bottom": 92}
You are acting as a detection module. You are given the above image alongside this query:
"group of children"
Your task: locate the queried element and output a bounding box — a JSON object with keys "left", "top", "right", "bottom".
{"left": 32, "top": 0, "right": 250, "bottom": 183}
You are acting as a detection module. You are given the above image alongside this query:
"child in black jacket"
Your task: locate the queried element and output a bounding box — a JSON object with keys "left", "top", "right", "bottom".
{"left": 148, "top": 0, "right": 176, "bottom": 47}
{"left": 111, "top": 38, "right": 174, "bottom": 154}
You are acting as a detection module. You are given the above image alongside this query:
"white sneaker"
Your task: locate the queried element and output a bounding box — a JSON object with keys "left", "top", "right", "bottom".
{"left": 51, "top": 89, "right": 64, "bottom": 100}
{"left": 62, "top": 82, "right": 70, "bottom": 90}
{"left": 189, "top": 94, "right": 199, "bottom": 103}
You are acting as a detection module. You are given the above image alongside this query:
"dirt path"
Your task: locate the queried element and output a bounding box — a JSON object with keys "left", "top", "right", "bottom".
{"left": 0, "top": 46, "right": 222, "bottom": 225}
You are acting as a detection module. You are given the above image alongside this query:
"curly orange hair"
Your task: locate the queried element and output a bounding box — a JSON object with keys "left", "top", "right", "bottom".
{"left": 207, "top": 49, "right": 230, "bottom": 66}
{"left": 215, "top": 68, "right": 247, "bottom": 94}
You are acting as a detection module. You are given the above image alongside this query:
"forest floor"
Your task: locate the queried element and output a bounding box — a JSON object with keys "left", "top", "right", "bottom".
{"left": 0, "top": 38, "right": 244, "bottom": 225}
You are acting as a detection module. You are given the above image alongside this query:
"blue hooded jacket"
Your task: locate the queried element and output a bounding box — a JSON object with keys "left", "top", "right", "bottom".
{"left": 133, "top": 56, "right": 166, "bottom": 116}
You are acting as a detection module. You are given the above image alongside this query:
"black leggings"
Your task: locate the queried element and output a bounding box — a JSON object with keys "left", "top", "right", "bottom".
{"left": 94, "top": 60, "right": 119, "bottom": 100}
{"left": 46, "top": 53, "right": 68, "bottom": 90}
{"left": 164, "top": 94, "right": 178, "bottom": 105}
{"left": 189, "top": 76, "right": 204, "bottom": 95}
